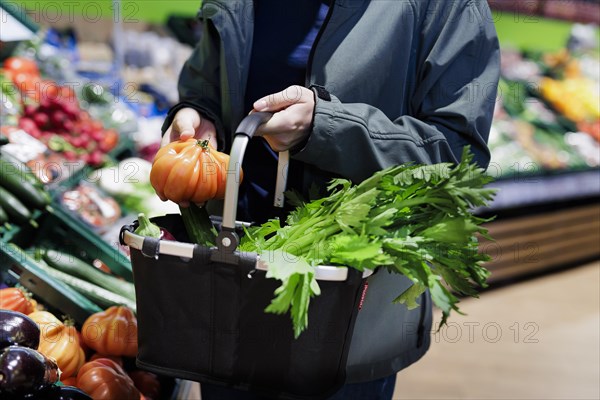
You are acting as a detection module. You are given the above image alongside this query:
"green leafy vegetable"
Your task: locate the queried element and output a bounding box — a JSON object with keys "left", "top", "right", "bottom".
{"left": 240, "top": 149, "right": 496, "bottom": 337}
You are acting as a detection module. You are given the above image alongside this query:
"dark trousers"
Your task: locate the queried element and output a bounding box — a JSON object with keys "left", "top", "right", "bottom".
{"left": 200, "top": 374, "right": 397, "bottom": 400}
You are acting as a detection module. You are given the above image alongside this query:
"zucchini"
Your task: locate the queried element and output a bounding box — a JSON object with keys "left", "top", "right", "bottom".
{"left": 0, "top": 186, "right": 37, "bottom": 227}
{"left": 0, "top": 204, "right": 8, "bottom": 225}
{"left": 41, "top": 249, "right": 136, "bottom": 301}
{"left": 0, "top": 150, "right": 44, "bottom": 189}
{"left": 0, "top": 157, "right": 49, "bottom": 209}
{"left": 180, "top": 204, "right": 217, "bottom": 246}
{"left": 35, "top": 260, "right": 137, "bottom": 312}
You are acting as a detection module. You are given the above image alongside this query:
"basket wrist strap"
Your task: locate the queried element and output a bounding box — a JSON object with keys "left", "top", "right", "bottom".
{"left": 274, "top": 151, "right": 289, "bottom": 208}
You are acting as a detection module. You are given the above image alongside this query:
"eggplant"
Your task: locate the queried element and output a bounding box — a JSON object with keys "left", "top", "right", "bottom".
{"left": 35, "top": 385, "right": 93, "bottom": 400}
{"left": 0, "top": 310, "right": 41, "bottom": 350}
{"left": 0, "top": 346, "right": 60, "bottom": 396}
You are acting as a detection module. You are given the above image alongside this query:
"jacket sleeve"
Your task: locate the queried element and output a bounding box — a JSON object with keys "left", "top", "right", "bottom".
{"left": 161, "top": 17, "right": 227, "bottom": 150}
{"left": 293, "top": 0, "right": 500, "bottom": 183}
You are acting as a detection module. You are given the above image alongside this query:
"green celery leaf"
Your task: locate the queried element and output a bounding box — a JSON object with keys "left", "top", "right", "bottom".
{"left": 434, "top": 261, "right": 478, "bottom": 297}
{"left": 329, "top": 235, "right": 392, "bottom": 271}
{"left": 240, "top": 219, "right": 282, "bottom": 251}
{"left": 420, "top": 218, "right": 479, "bottom": 244}
{"left": 266, "top": 274, "right": 300, "bottom": 314}
{"left": 291, "top": 273, "right": 311, "bottom": 338}
{"left": 261, "top": 250, "right": 320, "bottom": 337}
{"left": 392, "top": 282, "right": 426, "bottom": 309}
{"left": 366, "top": 207, "right": 398, "bottom": 236}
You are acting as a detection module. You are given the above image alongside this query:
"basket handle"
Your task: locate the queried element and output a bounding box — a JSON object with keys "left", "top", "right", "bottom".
{"left": 218, "top": 112, "right": 273, "bottom": 253}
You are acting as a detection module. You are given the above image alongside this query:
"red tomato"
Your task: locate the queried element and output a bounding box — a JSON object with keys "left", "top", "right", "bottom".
{"left": 4, "top": 56, "right": 40, "bottom": 76}
{"left": 0, "top": 287, "right": 36, "bottom": 314}
{"left": 77, "top": 358, "right": 140, "bottom": 400}
{"left": 81, "top": 306, "right": 138, "bottom": 357}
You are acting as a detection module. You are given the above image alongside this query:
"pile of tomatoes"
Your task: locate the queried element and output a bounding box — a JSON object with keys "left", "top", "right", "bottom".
{"left": 0, "top": 287, "right": 162, "bottom": 400}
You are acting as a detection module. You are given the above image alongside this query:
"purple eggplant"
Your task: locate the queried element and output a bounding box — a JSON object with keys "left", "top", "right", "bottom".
{"left": 0, "top": 310, "right": 40, "bottom": 350}
{"left": 0, "top": 346, "right": 60, "bottom": 396}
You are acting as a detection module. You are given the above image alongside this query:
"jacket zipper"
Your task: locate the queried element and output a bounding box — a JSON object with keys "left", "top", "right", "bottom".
{"left": 305, "top": 1, "right": 335, "bottom": 85}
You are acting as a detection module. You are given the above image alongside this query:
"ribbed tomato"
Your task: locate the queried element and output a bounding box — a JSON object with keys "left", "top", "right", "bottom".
{"left": 89, "top": 352, "right": 123, "bottom": 368}
{"left": 0, "top": 287, "right": 36, "bottom": 315}
{"left": 33, "top": 313, "right": 86, "bottom": 379}
{"left": 150, "top": 139, "right": 239, "bottom": 204}
{"left": 81, "top": 306, "right": 137, "bottom": 357}
{"left": 28, "top": 311, "right": 63, "bottom": 338}
{"left": 77, "top": 358, "right": 140, "bottom": 400}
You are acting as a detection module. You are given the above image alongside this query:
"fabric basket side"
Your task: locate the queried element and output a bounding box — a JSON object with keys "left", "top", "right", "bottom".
{"left": 131, "top": 245, "right": 367, "bottom": 400}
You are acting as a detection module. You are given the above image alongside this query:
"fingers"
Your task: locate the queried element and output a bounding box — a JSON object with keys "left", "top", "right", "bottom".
{"left": 251, "top": 86, "right": 314, "bottom": 152}
{"left": 173, "top": 108, "right": 201, "bottom": 140}
{"left": 253, "top": 85, "right": 310, "bottom": 112}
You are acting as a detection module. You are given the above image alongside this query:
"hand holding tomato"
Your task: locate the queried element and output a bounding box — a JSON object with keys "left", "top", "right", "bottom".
{"left": 150, "top": 138, "right": 237, "bottom": 206}
{"left": 252, "top": 85, "right": 315, "bottom": 152}
{"left": 161, "top": 107, "right": 217, "bottom": 149}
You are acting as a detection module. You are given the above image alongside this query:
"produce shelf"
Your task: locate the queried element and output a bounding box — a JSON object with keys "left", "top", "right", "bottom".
{"left": 32, "top": 207, "right": 133, "bottom": 282}
{"left": 0, "top": 242, "right": 103, "bottom": 325}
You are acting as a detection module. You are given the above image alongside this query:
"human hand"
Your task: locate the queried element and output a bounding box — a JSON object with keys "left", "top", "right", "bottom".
{"left": 161, "top": 107, "right": 217, "bottom": 149}
{"left": 252, "top": 85, "right": 315, "bottom": 152}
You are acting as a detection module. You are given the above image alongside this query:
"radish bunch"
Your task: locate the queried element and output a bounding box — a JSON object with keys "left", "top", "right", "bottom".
{"left": 18, "top": 88, "right": 119, "bottom": 167}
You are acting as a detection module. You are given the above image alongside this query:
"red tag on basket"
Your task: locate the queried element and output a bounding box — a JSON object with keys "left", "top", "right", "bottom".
{"left": 358, "top": 281, "right": 369, "bottom": 311}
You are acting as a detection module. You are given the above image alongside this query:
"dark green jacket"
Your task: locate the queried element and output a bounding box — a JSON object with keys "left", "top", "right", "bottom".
{"left": 167, "top": 0, "right": 500, "bottom": 384}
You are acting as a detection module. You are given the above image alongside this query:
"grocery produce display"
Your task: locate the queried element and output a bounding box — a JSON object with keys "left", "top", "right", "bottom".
{"left": 0, "top": 305, "right": 160, "bottom": 399}
{"left": 1, "top": 26, "right": 178, "bottom": 400}
{"left": 489, "top": 43, "right": 600, "bottom": 178}
{"left": 0, "top": 150, "right": 50, "bottom": 230}
{"left": 3, "top": 58, "right": 118, "bottom": 169}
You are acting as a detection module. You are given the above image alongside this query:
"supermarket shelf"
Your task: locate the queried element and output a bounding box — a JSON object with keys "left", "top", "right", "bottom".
{"left": 480, "top": 168, "right": 600, "bottom": 213}
{"left": 480, "top": 202, "right": 600, "bottom": 283}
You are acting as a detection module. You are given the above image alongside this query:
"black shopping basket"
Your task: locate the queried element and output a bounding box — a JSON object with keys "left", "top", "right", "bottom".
{"left": 120, "top": 113, "right": 373, "bottom": 400}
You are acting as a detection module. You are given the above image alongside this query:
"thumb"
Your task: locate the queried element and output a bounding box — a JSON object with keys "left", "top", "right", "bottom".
{"left": 173, "top": 109, "right": 201, "bottom": 139}
{"left": 173, "top": 116, "right": 196, "bottom": 139}
{"left": 253, "top": 85, "right": 304, "bottom": 112}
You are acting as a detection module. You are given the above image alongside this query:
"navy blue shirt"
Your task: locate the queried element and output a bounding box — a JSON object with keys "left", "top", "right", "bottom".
{"left": 238, "top": 1, "right": 329, "bottom": 224}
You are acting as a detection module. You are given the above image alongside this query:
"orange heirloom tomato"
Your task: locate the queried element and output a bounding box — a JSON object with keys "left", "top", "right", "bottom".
{"left": 0, "top": 287, "right": 36, "bottom": 314}
{"left": 150, "top": 139, "right": 240, "bottom": 204}
{"left": 77, "top": 358, "right": 140, "bottom": 400}
{"left": 31, "top": 312, "right": 86, "bottom": 379}
{"left": 81, "top": 306, "right": 138, "bottom": 357}
{"left": 28, "top": 310, "right": 63, "bottom": 338}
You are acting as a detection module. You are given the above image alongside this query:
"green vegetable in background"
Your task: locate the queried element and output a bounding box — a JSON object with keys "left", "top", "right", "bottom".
{"left": 240, "top": 149, "right": 496, "bottom": 338}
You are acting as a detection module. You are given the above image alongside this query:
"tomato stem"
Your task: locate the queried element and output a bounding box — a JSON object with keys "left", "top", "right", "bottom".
{"left": 196, "top": 139, "right": 211, "bottom": 150}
